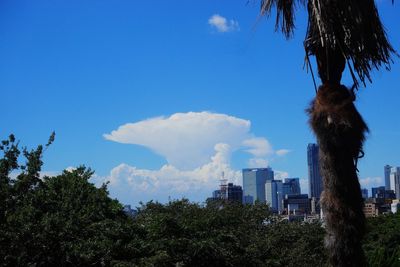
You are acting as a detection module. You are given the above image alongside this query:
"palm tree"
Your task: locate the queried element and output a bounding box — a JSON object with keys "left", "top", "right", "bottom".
{"left": 259, "top": 1, "right": 397, "bottom": 266}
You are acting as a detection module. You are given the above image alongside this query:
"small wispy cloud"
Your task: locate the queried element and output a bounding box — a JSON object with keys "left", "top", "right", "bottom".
{"left": 359, "top": 176, "right": 384, "bottom": 189}
{"left": 243, "top": 137, "right": 273, "bottom": 157}
{"left": 248, "top": 158, "right": 269, "bottom": 168}
{"left": 276, "top": 149, "right": 291, "bottom": 156}
{"left": 208, "top": 14, "right": 239, "bottom": 33}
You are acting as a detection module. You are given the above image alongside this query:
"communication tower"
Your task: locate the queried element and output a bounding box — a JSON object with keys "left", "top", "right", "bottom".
{"left": 219, "top": 171, "right": 228, "bottom": 200}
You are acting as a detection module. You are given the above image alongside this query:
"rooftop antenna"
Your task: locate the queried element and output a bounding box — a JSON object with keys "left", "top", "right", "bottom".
{"left": 219, "top": 171, "right": 228, "bottom": 200}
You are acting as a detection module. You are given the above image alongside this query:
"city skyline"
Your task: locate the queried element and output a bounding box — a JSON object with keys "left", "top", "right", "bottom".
{"left": 1, "top": 1, "right": 399, "bottom": 207}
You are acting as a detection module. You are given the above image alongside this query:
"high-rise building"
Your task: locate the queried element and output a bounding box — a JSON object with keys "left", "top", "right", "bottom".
{"left": 308, "top": 143, "right": 323, "bottom": 199}
{"left": 242, "top": 167, "right": 274, "bottom": 204}
{"left": 384, "top": 165, "right": 392, "bottom": 191}
{"left": 390, "top": 167, "right": 400, "bottom": 199}
{"left": 265, "top": 179, "right": 283, "bottom": 213}
{"left": 282, "top": 178, "right": 301, "bottom": 197}
{"left": 227, "top": 183, "right": 243, "bottom": 203}
{"left": 210, "top": 183, "right": 243, "bottom": 203}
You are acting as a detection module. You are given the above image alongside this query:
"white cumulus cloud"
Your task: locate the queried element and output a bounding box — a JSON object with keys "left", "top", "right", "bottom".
{"left": 104, "top": 111, "right": 274, "bottom": 169}
{"left": 99, "top": 143, "right": 242, "bottom": 205}
{"left": 208, "top": 14, "right": 239, "bottom": 33}
{"left": 102, "top": 111, "right": 291, "bottom": 205}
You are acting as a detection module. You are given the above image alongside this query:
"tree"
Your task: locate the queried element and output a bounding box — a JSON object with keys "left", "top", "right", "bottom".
{"left": 0, "top": 135, "right": 143, "bottom": 266}
{"left": 259, "top": 1, "right": 397, "bottom": 266}
{"left": 364, "top": 213, "right": 400, "bottom": 266}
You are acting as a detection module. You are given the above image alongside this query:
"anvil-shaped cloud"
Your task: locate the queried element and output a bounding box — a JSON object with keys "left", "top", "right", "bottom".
{"left": 104, "top": 111, "right": 285, "bottom": 170}
{"left": 101, "top": 112, "right": 291, "bottom": 205}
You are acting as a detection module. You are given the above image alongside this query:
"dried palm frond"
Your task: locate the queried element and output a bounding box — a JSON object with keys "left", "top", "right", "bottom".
{"left": 260, "top": 0, "right": 306, "bottom": 38}
{"left": 260, "top": 0, "right": 398, "bottom": 87}
{"left": 304, "top": 0, "right": 398, "bottom": 87}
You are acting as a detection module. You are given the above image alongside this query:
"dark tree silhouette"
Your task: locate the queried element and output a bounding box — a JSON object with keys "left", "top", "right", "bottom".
{"left": 259, "top": 0, "right": 397, "bottom": 266}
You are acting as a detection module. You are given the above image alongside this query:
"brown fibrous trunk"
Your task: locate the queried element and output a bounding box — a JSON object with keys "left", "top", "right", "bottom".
{"left": 308, "top": 50, "right": 368, "bottom": 266}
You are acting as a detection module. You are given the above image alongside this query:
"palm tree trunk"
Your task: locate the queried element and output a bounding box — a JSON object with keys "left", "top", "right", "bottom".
{"left": 308, "top": 51, "right": 368, "bottom": 267}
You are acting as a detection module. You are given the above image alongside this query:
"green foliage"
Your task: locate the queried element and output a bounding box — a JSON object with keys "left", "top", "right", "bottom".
{"left": 0, "top": 134, "right": 138, "bottom": 266}
{"left": 263, "top": 221, "right": 327, "bottom": 267}
{"left": 364, "top": 213, "right": 400, "bottom": 267}
{"left": 1, "top": 134, "right": 399, "bottom": 266}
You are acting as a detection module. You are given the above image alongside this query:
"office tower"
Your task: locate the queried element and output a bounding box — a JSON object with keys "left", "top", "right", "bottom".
{"left": 227, "top": 183, "right": 243, "bottom": 203}
{"left": 276, "top": 180, "right": 283, "bottom": 213}
{"left": 371, "top": 186, "right": 385, "bottom": 199}
{"left": 242, "top": 167, "right": 274, "bottom": 204}
{"left": 265, "top": 180, "right": 283, "bottom": 213}
{"left": 265, "top": 180, "right": 276, "bottom": 210}
{"left": 384, "top": 165, "right": 392, "bottom": 190}
{"left": 361, "top": 188, "right": 368, "bottom": 199}
{"left": 282, "top": 178, "right": 301, "bottom": 197}
{"left": 390, "top": 167, "right": 400, "bottom": 198}
{"left": 308, "top": 143, "right": 323, "bottom": 199}
{"left": 208, "top": 183, "right": 243, "bottom": 203}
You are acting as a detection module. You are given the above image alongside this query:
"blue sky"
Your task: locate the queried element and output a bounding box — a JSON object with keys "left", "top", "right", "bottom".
{"left": 1, "top": 0, "right": 399, "bottom": 207}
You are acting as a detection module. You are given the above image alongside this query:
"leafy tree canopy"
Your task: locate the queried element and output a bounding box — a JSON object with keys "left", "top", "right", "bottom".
{"left": 1, "top": 134, "right": 398, "bottom": 266}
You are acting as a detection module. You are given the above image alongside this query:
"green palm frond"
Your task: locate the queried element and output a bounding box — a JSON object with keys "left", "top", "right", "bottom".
{"left": 260, "top": 0, "right": 306, "bottom": 38}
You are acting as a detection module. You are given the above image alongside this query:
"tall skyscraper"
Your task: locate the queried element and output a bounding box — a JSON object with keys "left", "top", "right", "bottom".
{"left": 390, "top": 167, "right": 400, "bottom": 199}
{"left": 384, "top": 165, "right": 392, "bottom": 190}
{"left": 265, "top": 180, "right": 283, "bottom": 213}
{"left": 308, "top": 143, "right": 323, "bottom": 199}
{"left": 242, "top": 167, "right": 274, "bottom": 204}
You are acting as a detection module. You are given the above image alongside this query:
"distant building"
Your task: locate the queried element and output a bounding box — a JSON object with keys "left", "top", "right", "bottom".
{"left": 391, "top": 199, "right": 400, "bottom": 213}
{"left": 385, "top": 190, "right": 396, "bottom": 200}
{"left": 212, "top": 189, "right": 223, "bottom": 199}
{"left": 384, "top": 165, "right": 392, "bottom": 190}
{"left": 283, "top": 194, "right": 310, "bottom": 215}
{"left": 361, "top": 188, "right": 368, "bottom": 199}
{"left": 371, "top": 186, "right": 385, "bottom": 198}
{"left": 282, "top": 178, "right": 301, "bottom": 197}
{"left": 210, "top": 183, "right": 243, "bottom": 203}
{"left": 364, "top": 202, "right": 379, "bottom": 217}
{"left": 310, "top": 197, "right": 320, "bottom": 214}
{"left": 227, "top": 183, "right": 243, "bottom": 203}
{"left": 308, "top": 143, "right": 323, "bottom": 199}
{"left": 390, "top": 167, "right": 400, "bottom": 198}
{"left": 370, "top": 186, "right": 396, "bottom": 200}
{"left": 242, "top": 168, "right": 274, "bottom": 204}
{"left": 265, "top": 180, "right": 283, "bottom": 213}
{"left": 363, "top": 198, "right": 391, "bottom": 217}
